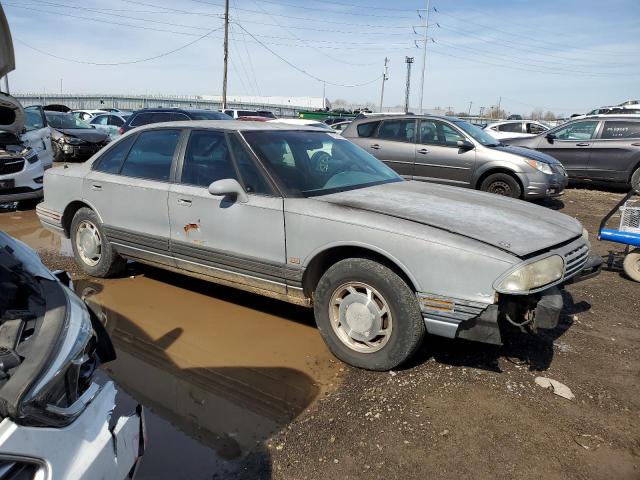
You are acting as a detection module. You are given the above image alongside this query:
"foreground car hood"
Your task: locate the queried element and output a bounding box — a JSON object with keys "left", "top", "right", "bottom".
{"left": 55, "top": 129, "right": 109, "bottom": 143}
{"left": 319, "top": 181, "right": 582, "bottom": 257}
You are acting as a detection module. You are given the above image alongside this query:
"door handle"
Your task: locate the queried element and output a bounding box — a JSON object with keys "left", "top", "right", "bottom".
{"left": 91, "top": 183, "right": 102, "bottom": 191}
{"left": 417, "top": 148, "right": 429, "bottom": 154}
{"left": 575, "top": 143, "right": 590, "bottom": 147}
{"left": 370, "top": 144, "right": 381, "bottom": 150}
{"left": 177, "top": 198, "right": 192, "bottom": 206}
{"left": 631, "top": 142, "right": 640, "bottom": 146}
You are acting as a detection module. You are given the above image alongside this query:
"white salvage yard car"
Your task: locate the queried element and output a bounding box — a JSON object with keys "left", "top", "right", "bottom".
{"left": 484, "top": 120, "right": 549, "bottom": 140}
{"left": 0, "top": 13, "right": 53, "bottom": 207}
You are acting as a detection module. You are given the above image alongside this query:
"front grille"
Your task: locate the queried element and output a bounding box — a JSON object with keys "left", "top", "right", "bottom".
{"left": 564, "top": 243, "right": 589, "bottom": 279}
{"left": 0, "top": 159, "right": 24, "bottom": 175}
{"left": 0, "top": 459, "right": 41, "bottom": 479}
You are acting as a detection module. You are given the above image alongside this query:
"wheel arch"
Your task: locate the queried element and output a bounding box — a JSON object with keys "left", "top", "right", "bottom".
{"left": 61, "top": 200, "right": 104, "bottom": 237}
{"left": 474, "top": 167, "right": 524, "bottom": 194}
{"left": 301, "top": 242, "right": 420, "bottom": 298}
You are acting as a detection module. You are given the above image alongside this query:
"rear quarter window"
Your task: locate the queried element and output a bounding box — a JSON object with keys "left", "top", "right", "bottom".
{"left": 601, "top": 121, "right": 640, "bottom": 139}
{"left": 356, "top": 121, "right": 380, "bottom": 138}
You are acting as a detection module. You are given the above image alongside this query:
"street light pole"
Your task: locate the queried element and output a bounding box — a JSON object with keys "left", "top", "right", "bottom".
{"left": 378, "top": 57, "right": 388, "bottom": 112}
{"left": 222, "top": 0, "right": 229, "bottom": 109}
{"left": 418, "top": 0, "right": 430, "bottom": 114}
{"left": 404, "top": 56, "right": 414, "bottom": 114}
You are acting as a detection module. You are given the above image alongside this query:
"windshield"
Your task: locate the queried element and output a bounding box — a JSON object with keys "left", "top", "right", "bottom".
{"left": 45, "top": 113, "right": 93, "bottom": 130}
{"left": 454, "top": 120, "right": 501, "bottom": 146}
{"left": 188, "top": 111, "right": 232, "bottom": 120}
{"left": 243, "top": 131, "right": 402, "bottom": 197}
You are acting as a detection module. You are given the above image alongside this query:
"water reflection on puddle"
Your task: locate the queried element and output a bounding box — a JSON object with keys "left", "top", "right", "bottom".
{"left": 0, "top": 207, "right": 72, "bottom": 256}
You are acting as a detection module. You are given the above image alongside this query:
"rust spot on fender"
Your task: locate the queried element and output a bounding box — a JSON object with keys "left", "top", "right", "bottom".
{"left": 184, "top": 222, "right": 200, "bottom": 234}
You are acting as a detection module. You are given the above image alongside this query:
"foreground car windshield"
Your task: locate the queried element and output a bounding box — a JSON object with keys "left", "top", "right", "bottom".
{"left": 454, "top": 120, "right": 501, "bottom": 146}
{"left": 46, "top": 113, "right": 93, "bottom": 130}
{"left": 243, "top": 131, "right": 402, "bottom": 196}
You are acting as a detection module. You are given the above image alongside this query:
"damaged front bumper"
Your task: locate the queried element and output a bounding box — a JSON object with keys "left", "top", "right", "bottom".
{"left": 419, "top": 254, "right": 603, "bottom": 345}
{"left": 0, "top": 381, "right": 145, "bottom": 479}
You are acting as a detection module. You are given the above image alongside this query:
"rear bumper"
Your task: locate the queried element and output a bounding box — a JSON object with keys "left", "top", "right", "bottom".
{"left": 0, "top": 382, "right": 144, "bottom": 480}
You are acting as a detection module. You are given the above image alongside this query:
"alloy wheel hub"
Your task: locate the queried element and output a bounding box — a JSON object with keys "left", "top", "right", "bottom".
{"left": 339, "top": 292, "right": 382, "bottom": 342}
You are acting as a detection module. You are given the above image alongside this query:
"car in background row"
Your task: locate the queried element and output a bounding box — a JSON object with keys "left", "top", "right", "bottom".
{"left": 331, "top": 121, "right": 351, "bottom": 133}
{"left": 90, "top": 112, "right": 130, "bottom": 140}
{"left": 619, "top": 99, "right": 639, "bottom": 108}
{"left": 72, "top": 109, "right": 109, "bottom": 122}
{"left": 503, "top": 116, "right": 640, "bottom": 187}
{"left": 221, "top": 109, "right": 261, "bottom": 119}
{"left": 268, "top": 118, "right": 333, "bottom": 130}
{"left": 119, "top": 108, "right": 232, "bottom": 134}
{"left": 0, "top": 232, "right": 145, "bottom": 479}
{"left": 342, "top": 115, "right": 567, "bottom": 199}
{"left": 484, "top": 120, "right": 549, "bottom": 140}
{"left": 256, "top": 110, "right": 277, "bottom": 119}
{"left": 572, "top": 107, "right": 640, "bottom": 119}
{"left": 37, "top": 121, "right": 599, "bottom": 371}
{"left": 45, "top": 111, "right": 110, "bottom": 162}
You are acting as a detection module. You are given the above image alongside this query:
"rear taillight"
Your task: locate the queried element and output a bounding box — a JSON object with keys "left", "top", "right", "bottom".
{"left": 118, "top": 127, "right": 125, "bottom": 135}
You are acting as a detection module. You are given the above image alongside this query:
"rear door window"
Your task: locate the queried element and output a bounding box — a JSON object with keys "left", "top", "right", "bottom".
{"left": 375, "top": 119, "right": 416, "bottom": 143}
{"left": 24, "top": 107, "right": 45, "bottom": 131}
{"left": 527, "top": 122, "right": 547, "bottom": 134}
{"left": 108, "top": 116, "right": 125, "bottom": 127}
{"left": 497, "top": 122, "right": 524, "bottom": 133}
{"left": 120, "top": 129, "right": 180, "bottom": 181}
{"left": 356, "top": 121, "right": 380, "bottom": 138}
{"left": 91, "top": 115, "right": 110, "bottom": 126}
{"left": 601, "top": 121, "right": 640, "bottom": 139}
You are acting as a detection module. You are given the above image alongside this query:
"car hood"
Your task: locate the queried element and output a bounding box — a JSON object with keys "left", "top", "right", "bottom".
{"left": 494, "top": 144, "right": 560, "bottom": 164}
{"left": 0, "top": 5, "right": 14, "bottom": 80}
{"left": 54, "top": 128, "right": 109, "bottom": 143}
{"left": 0, "top": 6, "right": 24, "bottom": 135}
{"left": 319, "top": 181, "right": 582, "bottom": 257}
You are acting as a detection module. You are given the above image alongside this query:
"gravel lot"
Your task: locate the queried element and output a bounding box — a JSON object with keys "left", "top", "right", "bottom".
{"left": 3, "top": 186, "right": 639, "bottom": 479}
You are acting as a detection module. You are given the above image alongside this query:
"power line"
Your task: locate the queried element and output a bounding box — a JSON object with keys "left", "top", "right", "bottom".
{"left": 233, "top": 22, "right": 382, "bottom": 88}
{"left": 13, "top": 25, "right": 224, "bottom": 65}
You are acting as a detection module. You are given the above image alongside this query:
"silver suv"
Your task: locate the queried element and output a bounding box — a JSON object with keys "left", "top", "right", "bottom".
{"left": 342, "top": 115, "right": 568, "bottom": 200}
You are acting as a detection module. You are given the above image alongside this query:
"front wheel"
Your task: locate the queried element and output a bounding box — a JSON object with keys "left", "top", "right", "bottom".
{"left": 631, "top": 167, "right": 640, "bottom": 189}
{"left": 480, "top": 172, "right": 522, "bottom": 198}
{"left": 313, "top": 258, "right": 425, "bottom": 371}
{"left": 623, "top": 249, "right": 640, "bottom": 282}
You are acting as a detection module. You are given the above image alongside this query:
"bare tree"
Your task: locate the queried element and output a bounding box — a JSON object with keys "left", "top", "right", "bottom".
{"left": 543, "top": 111, "right": 556, "bottom": 121}
{"left": 530, "top": 108, "right": 544, "bottom": 120}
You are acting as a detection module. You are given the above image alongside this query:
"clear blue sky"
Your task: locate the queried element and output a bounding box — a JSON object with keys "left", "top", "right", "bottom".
{"left": 3, "top": 0, "right": 639, "bottom": 116}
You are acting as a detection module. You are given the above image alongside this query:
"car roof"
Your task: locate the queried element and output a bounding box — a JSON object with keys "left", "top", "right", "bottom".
{"left": 129, "top": 120, "right": 332, "bottom": 132}
{"left": 351, "top": 114, "right": 462, "bottom": 123}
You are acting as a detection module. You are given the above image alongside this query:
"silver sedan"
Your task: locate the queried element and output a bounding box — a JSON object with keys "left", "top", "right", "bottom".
{"left": 37, "top": 121, "right": 600, "bottom": 370}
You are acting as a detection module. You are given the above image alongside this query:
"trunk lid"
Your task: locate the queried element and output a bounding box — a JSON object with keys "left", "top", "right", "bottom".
{"left": 319, "top": 181, "right": 582, "bottom": 257}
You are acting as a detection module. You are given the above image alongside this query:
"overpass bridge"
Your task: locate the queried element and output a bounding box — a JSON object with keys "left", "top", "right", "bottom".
{"left": 14, "top": 93, "right": 326, "bottom": 118}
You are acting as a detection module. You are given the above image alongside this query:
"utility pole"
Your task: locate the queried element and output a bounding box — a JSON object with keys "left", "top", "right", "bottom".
{"left": 404, "top": 56, "right": 414, "bottom": 114}
{"left": 60, "top": 78, "right": 63, "bottom": 94}
{"left": 497, "top": 96, "right": 502, "bottom": 119}
{"left": 322, "top": 81, "right": 326, "bottom": 110}
{"left": 378, "top": 57, "right": 389, "bottom": 112}
{"left": 418, "top": 0, "right": 431, "bottom": 114}
{"left": 468, "top": 101, "right": 473, "bottom": 116}
{"left": 222, "top": 0, "right": 229, "bottom": 109}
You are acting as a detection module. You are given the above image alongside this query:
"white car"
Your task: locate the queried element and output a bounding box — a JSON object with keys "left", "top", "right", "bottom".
{"left": 268, "top": 118, "right": 333, "bottom": 130}
{"left": 221, "top": 108, "right": 260, "bottom": 119}
{"left": 71, "top": 109, "right": 108, "bottom": 121}
{"left": 484, "top": 120, "right": 549, "bottom": 140}
{"left": 89, "top": 113, "right": 130, "bottom": 140}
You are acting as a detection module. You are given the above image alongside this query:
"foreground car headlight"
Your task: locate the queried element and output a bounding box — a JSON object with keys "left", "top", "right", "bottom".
{"left": 525, "top": 159, "right": 553, "bottom": 174}
{"left": 496, "top": 255, "right": 564, "bottom": 293}
{"left": 63, "top": 135, "right": 84, "bottom": 145}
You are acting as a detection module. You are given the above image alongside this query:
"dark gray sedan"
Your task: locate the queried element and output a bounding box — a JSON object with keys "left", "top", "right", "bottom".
{"left": 342, "top": 115, "right": 568, "bottom": 200}
{"left": 504, "top": 116, "right": 640, "bottom": 187}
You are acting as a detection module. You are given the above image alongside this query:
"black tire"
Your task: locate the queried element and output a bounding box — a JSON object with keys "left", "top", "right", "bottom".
{"left": 70, "top": 207, "right": 127, "bottom": 277}
{"left": 480, "top": 172, "right": 522, "bottom": 198}
{"left": 313, "top": 258, "right": 425, "bottom": 371}
{"left": 631, "top": 167, "right": 640, "bottom": 190}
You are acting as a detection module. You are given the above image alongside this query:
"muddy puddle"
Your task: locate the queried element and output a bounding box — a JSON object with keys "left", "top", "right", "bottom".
{"left": 2, "top": 208, "right": 339, "bottom": 478}
{"left": 0, "top": 206, "right": 72, "bottom": 255}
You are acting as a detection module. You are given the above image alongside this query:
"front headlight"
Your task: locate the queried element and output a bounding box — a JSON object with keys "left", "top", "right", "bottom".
{"left": 63, "top": 135, "right": 84, "bottom": 145}
{"left": 496, "top": 255, "right": 564, "bottom": 293}
{"left": 525, "top": 159, "right": 553, "bottom": 175}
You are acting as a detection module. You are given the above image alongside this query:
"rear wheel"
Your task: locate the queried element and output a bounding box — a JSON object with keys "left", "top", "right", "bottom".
{"left": 313, "top": 258, "right": 425, "bottom": 371}
{"left": 70, "top": 208, "right": 126, "bottom": 277}
{"left": 480, "top": 172, "right": 522, "bottom": 198}
{"left": 623, "top": 249, "right": 640, "bottom": 282}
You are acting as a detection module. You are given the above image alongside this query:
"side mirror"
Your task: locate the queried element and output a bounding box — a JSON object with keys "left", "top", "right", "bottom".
{"left": 208, "top": 178, "right": 249, "bottom": 203}
{"left": 456, "top": 139, "right": 474, "bottom": 150}
{"left": 545, "top": 133, "right": 556, "bottom": 143}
